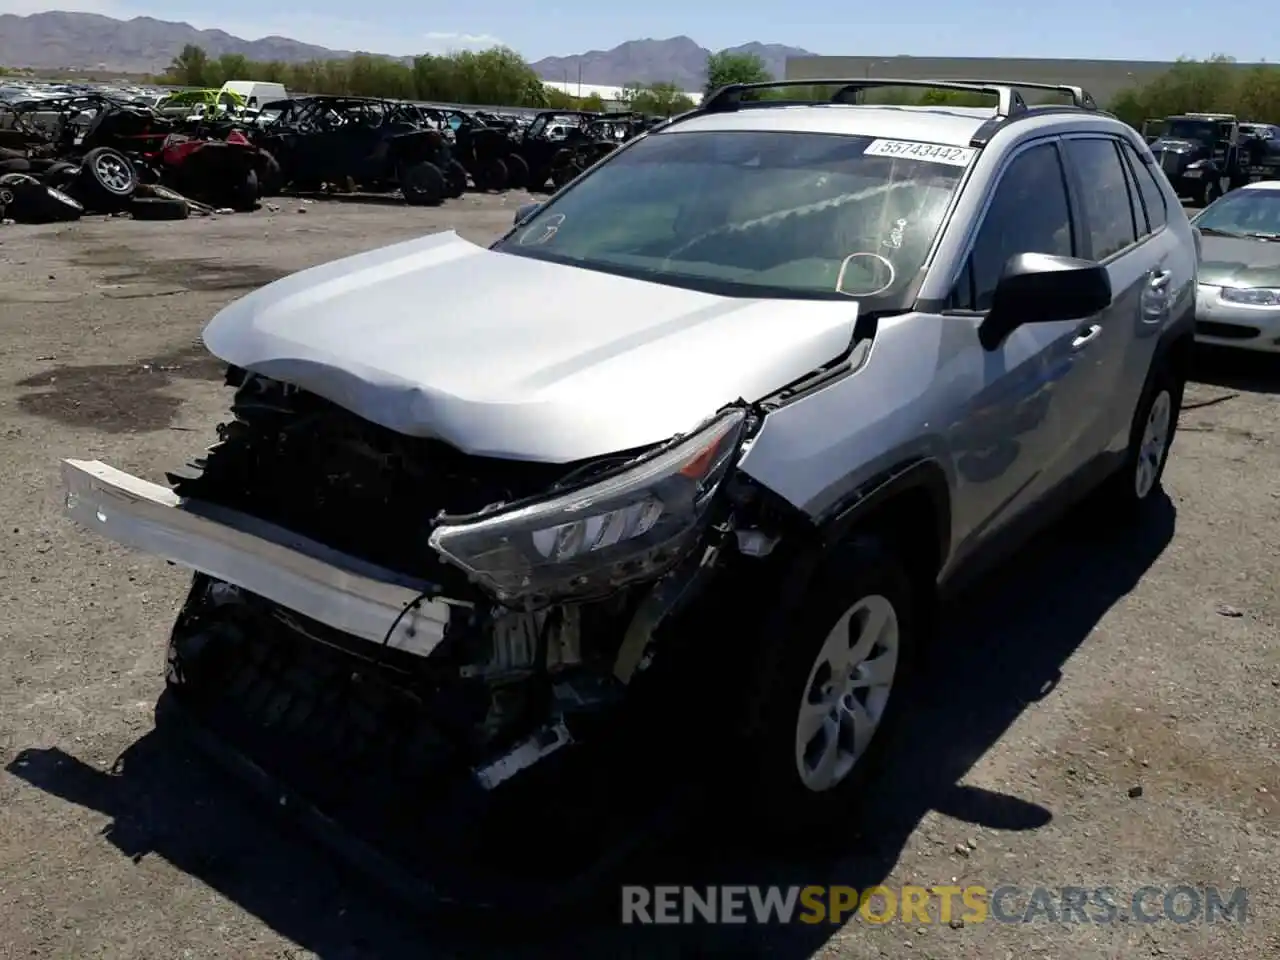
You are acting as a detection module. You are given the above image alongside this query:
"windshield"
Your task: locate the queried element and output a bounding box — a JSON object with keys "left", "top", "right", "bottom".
{"left": 494, "top": 129, "right": 970, "bottom": 302}
{"left": 1194, "top": 189, "right": 1280, "bottom": 238}
{"left": 1165, "top": 119, "right": 1215, "bottom": 144}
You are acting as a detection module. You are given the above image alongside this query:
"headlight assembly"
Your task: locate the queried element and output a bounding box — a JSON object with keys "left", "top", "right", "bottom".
{"left": 428, "top": 408, "right": 748, "bottom": 605}
{"left": 1220, "top": 286, "right": 1280, "bottom": 306}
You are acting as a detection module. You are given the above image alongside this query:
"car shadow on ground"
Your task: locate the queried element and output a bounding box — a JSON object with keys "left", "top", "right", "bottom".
{"left": 6, "top": 494, "right": 1176, "bottom": 959}
{"left": 1190, "top": 344, "right": 1280, "bottom": 395}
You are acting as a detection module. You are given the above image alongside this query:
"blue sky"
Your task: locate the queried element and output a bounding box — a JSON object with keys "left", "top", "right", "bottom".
{"left": 0, "top": 1, "right": 1265, "bottom": 65}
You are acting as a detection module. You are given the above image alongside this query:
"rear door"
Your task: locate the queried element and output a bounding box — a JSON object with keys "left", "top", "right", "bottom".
{"left": 1057, "top": 135, "right": 1177, "bottom": 464}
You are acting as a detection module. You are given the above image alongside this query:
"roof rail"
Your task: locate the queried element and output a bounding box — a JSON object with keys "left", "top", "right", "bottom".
{"left": 700, "top": 77, "right": 1027, "bottom": 119}
{"left": 934, "top": 79, "right": 1098, "bottom": 110}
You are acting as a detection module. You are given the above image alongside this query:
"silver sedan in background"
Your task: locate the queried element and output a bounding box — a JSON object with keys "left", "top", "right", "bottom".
{"left": 1193, "top": 181, "right": 1280, "bottom": 352}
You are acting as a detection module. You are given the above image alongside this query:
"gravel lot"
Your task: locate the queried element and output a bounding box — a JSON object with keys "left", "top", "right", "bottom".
{"left": 0, "top": 196, "right": 1276, "bottom": 960}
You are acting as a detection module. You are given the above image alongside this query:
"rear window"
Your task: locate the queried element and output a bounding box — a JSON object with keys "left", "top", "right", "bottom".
{"left": 495, "top": 128, "right": 971, "bottom": 304}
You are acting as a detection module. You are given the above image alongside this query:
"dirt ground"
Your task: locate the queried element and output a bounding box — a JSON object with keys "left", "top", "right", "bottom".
{"left": 0, "top": 195, "right": 1276, "bottom": 960}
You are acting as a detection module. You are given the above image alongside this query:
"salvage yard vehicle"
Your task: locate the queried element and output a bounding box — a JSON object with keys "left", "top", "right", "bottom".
{"left": 546, "top": 112, "right": 654, "bottom": 188}
{"left": 1192, "top": 180, "right": 1280, "bottom": 352}
{"left": 510, "top": 109, "right": 602, "bottom": 191}
{"left": 0, "top": 94, "right": 269, "bottom": 214}
{"left": 1145, "top": 112, "right": 1248, "bottom": 205}
{"left": 417, "top": 106, "right": 519, "bottom": 191}
{"left": 61, "top": 77, "right": 1196, "bottom": 906}
{"left": 1238, "top": 122, "right": 1280, "bottom": 184}
{"left": 253, "top": 95, "right": 458, "bottom": 204}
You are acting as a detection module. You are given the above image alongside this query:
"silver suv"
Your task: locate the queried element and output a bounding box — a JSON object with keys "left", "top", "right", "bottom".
{"left": 61, "top": 79, "right": 1195, "bottom": 844}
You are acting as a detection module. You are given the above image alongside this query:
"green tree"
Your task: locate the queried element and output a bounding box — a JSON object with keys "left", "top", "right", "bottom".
{"left": 704, "top": 50, "right": 772, "bottom": 98}
{"left": 1102, "top": 55, "right": 1280, "bottom": 129}
{"left": 167, "top": 44, "right": 210, "bottom": 86}
{"left": 623, "top": 81, "right": 695, "bottom": 116}
{"left": 158, "top": 43, "right": 555, "bottom": 107}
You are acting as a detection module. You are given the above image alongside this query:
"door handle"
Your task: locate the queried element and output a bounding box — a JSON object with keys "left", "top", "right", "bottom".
{"left": 1072, "top": 324, "right": 1102, "bottom": 349}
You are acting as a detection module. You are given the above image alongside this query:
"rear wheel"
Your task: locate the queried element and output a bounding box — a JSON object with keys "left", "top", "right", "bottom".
{"left": 503, "top": 153, "right": 529, "bottom": 189}
{"left": 399, "top": 160, "right": 445, "bottom": 206}
{"left": 444, "top": 159, "right": 467, "bottom": 198}
{"left": 228, "top": 168, "right": 259, "bottom": 212}
{"left": 475, "top": 156, "right": 508, "bottom": 192}
{"left": 1095, "top": 356, "right": 1182, "bottom": 516}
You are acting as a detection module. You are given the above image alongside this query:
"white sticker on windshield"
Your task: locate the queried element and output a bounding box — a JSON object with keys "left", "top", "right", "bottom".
{"left": 863, "top": 139, "right": 976, "bottom": 166}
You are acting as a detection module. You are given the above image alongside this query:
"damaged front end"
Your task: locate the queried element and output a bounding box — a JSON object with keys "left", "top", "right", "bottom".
{"left": 62, "top": 366, "right": 784, "bottom": 823}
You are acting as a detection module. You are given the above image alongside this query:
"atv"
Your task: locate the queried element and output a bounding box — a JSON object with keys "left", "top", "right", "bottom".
{"left": 509, "top": 110, "right": 603, "bottom": 192}
{"left": 546, "top": 113, "right": 654, "bottom": 189}
{"left": 418, "top": 107, "right": 526, "bottom": 191}
{"left": 253, "top": 96, "right": 462, "bottom": 204}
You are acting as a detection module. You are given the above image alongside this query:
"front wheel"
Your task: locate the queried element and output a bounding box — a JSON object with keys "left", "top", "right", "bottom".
{"left": 737, "top": 536, "right": 920, "bottom": 841}
{"left": 1201, "top": 176, "right": 1223, "bottom": 206}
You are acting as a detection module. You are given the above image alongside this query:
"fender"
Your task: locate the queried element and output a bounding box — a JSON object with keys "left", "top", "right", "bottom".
{"left": 752, "top": 458, "right": 952, "bottom": 610}
{"left": 819, "top": 457, "right": 952, "bottom": 559}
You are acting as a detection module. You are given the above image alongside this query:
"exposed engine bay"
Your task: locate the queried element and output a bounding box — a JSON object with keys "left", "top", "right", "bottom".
{"left": 158, "top": 365, "right": 776, "bottom": 795}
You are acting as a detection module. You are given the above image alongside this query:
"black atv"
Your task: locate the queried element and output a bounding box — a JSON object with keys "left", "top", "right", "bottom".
{"left": 253, "top": 96, "right": 464, "bottom": 204}
{"left": 417, "top": 107, "right": 528, "bottom": 191}
{"left": 546, "top": 113, "right": 655, "bottom": 189}
{"left": 509, "top": 110, "right": 604, "bottom": 192}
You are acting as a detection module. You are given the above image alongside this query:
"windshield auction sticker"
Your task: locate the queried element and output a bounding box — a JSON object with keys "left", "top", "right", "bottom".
{"left": 863, "top": 139, "right": 976, "bottom": 166}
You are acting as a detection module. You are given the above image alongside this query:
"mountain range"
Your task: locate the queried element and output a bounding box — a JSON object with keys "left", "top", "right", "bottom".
{"left": 0, "top": 12, "right": 816, "bottom": 89}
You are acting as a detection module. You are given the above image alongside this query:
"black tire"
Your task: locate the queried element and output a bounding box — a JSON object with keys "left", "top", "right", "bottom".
{"left": 255, "top": 149, "right": 283, "bottom": 196}
{"left": 1094, "top": 355, "right": 1183, "bottom": 517}
{"left": 0, "top": 172, "right": 38, "bottom": 187}
{"left": 38, "top": 161, "right": 79, "bottom": 188}
{"left": 503, "top": 152, "right": 529, "bottom": 189}
{"left": 399, "top": 160, "right": 445, "bottom": 206}
{"left": 5, "top": 181, "right": 83, "bottom": 223}
{"left": 229, "top": 168, "right": 259, "bottom": 212}
{"left": 551, "top": 160, "right": 580, "bottom": 189}
{"left": 444, "top": 159, "right": 467, "bottom": 198}
{"left": 129, "top": 197, "right": 190, "bottom": 221}
{"left": 0, "top": 158, "right": 31, "bottom": 173}
{"left": 476, "top": 156, "right": 508, "bottom": 192}
{"left": 76, "top": 146, "right": 138, "bottom": 211}
{"left": 526, "top": 165, "right": 549, "bottom": 192}
{"left": 1201, "top": 176, "right": 1222, "bottom": 206}
{"left": 736, "top": 535, "right": 920, "bottom": 844}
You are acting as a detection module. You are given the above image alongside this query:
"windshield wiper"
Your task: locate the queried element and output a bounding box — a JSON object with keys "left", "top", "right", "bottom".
{"left": 1242, "top": 231, "right": 1280, "bottom": 241}
{"left": 1197, "top": 227, "right": 1241, "bottom": 237}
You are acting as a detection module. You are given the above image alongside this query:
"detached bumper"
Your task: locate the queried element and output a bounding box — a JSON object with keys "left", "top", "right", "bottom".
{"left": 60, "top": 459, "right": 464, "bottom": 657}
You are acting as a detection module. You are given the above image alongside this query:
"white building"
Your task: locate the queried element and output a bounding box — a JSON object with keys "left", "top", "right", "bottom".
{"left": 540, "top": 79, "right": 703, "bottom": 110}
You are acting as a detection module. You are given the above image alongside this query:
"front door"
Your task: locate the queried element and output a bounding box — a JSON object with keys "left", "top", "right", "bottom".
{"left": 940, "top": 138, "right": 1097, "bottom": 553}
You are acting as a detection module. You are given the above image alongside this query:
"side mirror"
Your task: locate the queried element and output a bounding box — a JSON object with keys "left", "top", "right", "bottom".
{"left": 978, "top": 253, "right": 1112, "bottom": 351}
{"left": 513, "top": 201, "right": 541, "bottom": 226}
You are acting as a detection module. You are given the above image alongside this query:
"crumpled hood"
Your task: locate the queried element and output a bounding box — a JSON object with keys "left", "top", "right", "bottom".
{"left": 1198, "top": 234, "right": 1280, "bottom": 287}
{"left": 204, "top": 230, "right": 860, "bottom": 463}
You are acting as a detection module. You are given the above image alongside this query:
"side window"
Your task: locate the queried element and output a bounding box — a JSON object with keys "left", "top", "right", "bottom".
{"left": 1063, "top": 138, "right": 1138, "bottom": 259}
{"left": 1120, "top": 140, "right": 1168, "bottom": 232}
{"left": 955, "top": 141, "right": 1074, "bottom": 311}
{"left": 1116, "top": 141, "right": 1150, "bottom": 238}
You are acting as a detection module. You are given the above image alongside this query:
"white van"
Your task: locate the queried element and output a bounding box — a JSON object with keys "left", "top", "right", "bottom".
{"left": 218, "top": 80, "right": 289, "bottom": 111}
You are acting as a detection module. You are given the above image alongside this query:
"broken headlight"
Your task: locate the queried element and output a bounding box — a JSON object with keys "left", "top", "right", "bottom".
{"left": 428, "top": 409, "right": 748, "bottom": 605}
